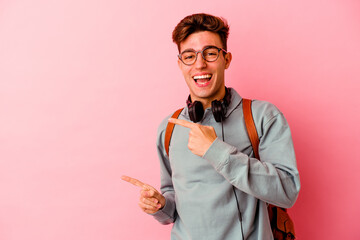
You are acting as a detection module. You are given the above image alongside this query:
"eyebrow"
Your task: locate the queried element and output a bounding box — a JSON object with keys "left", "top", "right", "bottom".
{"left": 180, "top": 45, "right": 218, "bottom": 53}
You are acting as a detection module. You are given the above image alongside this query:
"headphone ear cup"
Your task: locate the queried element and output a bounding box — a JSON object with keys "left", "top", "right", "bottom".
{"left": 211, "top": 100, "right": 223, "bottom": 122}
{"left": 189, "top": 101, "right": 204, "bottom": 123}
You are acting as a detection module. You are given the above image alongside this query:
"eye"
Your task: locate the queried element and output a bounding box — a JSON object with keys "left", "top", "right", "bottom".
{"left": 184, "top": 55, "right": 194, "bottom": 60}
{"left": 204, "top": 48, "right": 218, "bottom": 56}
{"left": 206, "top": 52, "right": 217, "bottom": 56}
{"left": 181, "top": 52, "right": 196, "bottom": 61}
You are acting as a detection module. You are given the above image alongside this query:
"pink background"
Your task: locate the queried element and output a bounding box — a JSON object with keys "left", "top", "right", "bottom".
{"left": 1, "top": 0, "right": 359, "bottom": 239}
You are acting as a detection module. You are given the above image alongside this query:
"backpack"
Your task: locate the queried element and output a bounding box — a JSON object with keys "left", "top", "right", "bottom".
{"left": 164, "top": 98, "right": 296, "bottom": 240}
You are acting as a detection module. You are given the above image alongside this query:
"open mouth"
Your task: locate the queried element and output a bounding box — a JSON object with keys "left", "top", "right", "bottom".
{"left": 193, "top": 74, "right": 212, "bottom": 86}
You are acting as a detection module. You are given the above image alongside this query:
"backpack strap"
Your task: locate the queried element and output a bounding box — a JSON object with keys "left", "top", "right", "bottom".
{"left": 165, "top": 108, "right": 184, "bottom": 157}
{"left": 242, "top": 98, "right": 260, "bottom": 159}
{"left": 242, "top": 98, "right": 296, "bottom": 238}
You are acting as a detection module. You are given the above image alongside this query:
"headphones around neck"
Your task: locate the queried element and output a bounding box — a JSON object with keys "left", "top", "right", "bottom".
{"left": 186, "top": 87, "right": 232, "bottom": 123}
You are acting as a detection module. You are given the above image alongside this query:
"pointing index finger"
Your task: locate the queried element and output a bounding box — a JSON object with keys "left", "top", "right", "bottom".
{"left": 121, "top": 175, "right": 146, "bottom": 188}
{"left": 168, "top": 118, "right": 196, "bottom": 129}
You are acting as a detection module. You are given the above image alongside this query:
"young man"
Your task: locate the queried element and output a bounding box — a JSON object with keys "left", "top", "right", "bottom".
{"left": 122, "top": 13, "right": 300, "bottom": 240}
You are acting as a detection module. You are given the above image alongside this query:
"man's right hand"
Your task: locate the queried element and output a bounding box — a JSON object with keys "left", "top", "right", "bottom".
{"left": 121, "top": 175, "right": 166, "bottom": 214}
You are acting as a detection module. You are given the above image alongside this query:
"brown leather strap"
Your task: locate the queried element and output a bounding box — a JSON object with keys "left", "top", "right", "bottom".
{"left": 242, "top": 98, "right": 260, "bottom": 159}
{"left": 243, "top": 99, "right": 295, "bottom": 238}
{"left": 165, "top": 108, "right": 184, "bottom": 157}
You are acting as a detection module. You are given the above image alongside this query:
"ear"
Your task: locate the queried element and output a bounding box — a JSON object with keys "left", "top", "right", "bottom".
{"left": 178, "top": 58, "right": 183, "bottom": 70}
{"left": 224, "top": 52, "right": 232, "bottom": 69}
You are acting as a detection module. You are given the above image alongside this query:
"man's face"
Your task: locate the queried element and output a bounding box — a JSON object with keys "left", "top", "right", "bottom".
{"left": 178, "top": 31, "right": 232, "bottom": 107}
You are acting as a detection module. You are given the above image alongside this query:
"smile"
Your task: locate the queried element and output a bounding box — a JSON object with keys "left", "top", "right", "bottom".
{"left": 193, "top": 74, "right": 212, "bottom": 86}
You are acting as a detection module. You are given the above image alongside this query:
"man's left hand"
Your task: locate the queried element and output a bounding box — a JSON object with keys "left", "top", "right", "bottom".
{"left": 168, "top": 118, "right": 217, "bottom": 157}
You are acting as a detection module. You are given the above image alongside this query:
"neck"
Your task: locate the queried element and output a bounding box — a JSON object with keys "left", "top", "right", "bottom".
{"left": 201, "top": 99, "right": 214, "bottom": 109}
{"left": 190, "top": 87, "right": 227, "bottom": 110}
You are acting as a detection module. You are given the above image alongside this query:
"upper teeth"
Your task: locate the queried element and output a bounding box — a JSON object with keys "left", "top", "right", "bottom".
{"left": 194, "top": 74, "right": 212, "bottom": 80}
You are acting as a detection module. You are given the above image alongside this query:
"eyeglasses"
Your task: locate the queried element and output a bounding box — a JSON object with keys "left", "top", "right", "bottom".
{"left": 178, "top": 46, "right": 227, "bottom": 66}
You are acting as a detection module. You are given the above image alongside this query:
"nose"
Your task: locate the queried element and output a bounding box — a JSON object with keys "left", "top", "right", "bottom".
{"left": 194, "top": 52, "right": 207, "bottom": 68}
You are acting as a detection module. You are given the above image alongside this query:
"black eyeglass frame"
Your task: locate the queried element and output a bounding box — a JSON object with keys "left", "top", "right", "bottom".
{"left": 178, "top": 46, "right": 228, "bottom": 66}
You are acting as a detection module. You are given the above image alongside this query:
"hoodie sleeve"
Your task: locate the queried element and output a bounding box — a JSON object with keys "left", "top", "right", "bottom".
{"left": 150, "top": 118, "right": 177, "bottom": 224}
{"left": 203, "top": 101, "right": 300, "bottom": 208}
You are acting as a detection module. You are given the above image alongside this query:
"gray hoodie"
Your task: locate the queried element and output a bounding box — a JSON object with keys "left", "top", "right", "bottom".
{"left": 152, "top": 88, "right": 300, "bottom": 240}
